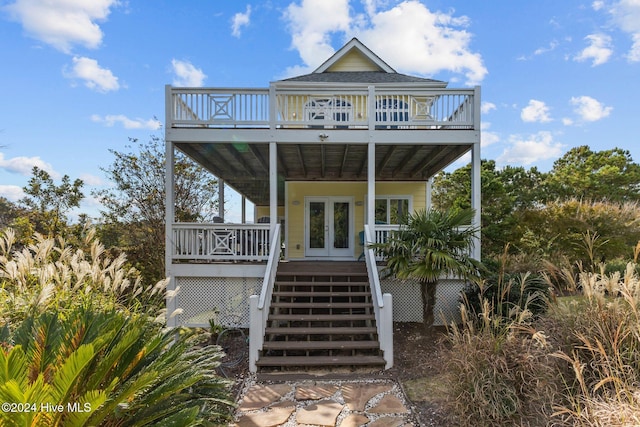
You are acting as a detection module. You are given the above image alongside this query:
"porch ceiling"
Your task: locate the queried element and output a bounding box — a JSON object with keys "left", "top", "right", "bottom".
{"left": 176, "top": 142, "right": 471, "bottom": 206}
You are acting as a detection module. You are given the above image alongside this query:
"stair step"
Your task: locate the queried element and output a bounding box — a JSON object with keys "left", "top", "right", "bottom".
{"left": 265, "top": 326, "right": 377, "bottom": 335}
{"left": 262, "top": 340, "right": 380, "bottom": 350}
{"left": 277, "top": 270, "right": 367, "bottom": 276}
{"left": 275, "top": 280, "right": 368, "bottom": 286}
{"left": 268, "top": 314, "right": 375, "bottom": 321}
{"left": 272, "top": 291, "right": 371, "bottom": 297}
{"left": 255, "top": 355, "right": 386, "bottom": 367}
{"left": 270, "top": 302, "right": 372, "bottom": 309}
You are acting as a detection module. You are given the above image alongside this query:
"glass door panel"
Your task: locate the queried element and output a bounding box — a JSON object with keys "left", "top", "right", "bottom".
{"left": 305, "top": 197, "right": 353, "bottom": 258}
{"left": 332, "top": 202, "right": 349, "bottom": 249}
{"left": 309, "top": 201, "right": 326, "bottom": 249}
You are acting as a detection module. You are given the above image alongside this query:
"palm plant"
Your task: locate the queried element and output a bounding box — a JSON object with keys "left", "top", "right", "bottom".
{"left": 371, "top": 208, "right": 483, "bottom": 328}
{"left": 0, "top": 306, "right": 234, "bottom": 426}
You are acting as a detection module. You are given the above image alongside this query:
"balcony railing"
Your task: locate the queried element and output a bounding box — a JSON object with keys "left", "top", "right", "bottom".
{"left": 171, "top": 223, "right": 271, "bottom": 262}
{"left": 168, "top": 86, "right": 477, "bottom": 130}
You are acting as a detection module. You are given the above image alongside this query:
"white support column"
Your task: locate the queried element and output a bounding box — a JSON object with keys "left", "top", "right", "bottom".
{"left": 471, "top": 85, "right": 482, "bottom": 261}
{"left": 471, "top": 141, "right": 482, "bottom": 261}
{"left": 269, "top": 142, "right": 277, "bottom": 228}
{"left": 367, "top": 142, "right": 376, "bottom": 227}
{"left": 367, "top": 85, "right": 376, "bottom": 226}
{"left": 165, "top": 139, "right": 178, "bottom": 327}
{"left": 241, "top": 195, "right": 246, "bottom": 224}
{"left": 426, "top": 177, "right": 434, "bottom": 210}
{"left": 218, "top": 179, "right": 225, "bottom": 221}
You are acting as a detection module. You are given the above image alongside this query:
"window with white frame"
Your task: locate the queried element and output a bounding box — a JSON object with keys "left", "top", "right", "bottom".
{"left": 374, "top": 196, "right": 411, "bottom": 224}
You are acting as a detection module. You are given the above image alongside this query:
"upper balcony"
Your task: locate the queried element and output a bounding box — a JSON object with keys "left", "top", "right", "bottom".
{"left": 166, "top": 85, "right": 479, "bottom": 134}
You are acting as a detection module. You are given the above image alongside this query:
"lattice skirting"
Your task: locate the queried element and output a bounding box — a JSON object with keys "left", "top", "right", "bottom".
{"left": 174, "top": 276, "right": 263, "bottom": 328}
{"left": 381, "top": 278, "right": 466, "bottom": 326}
{"left": 173, "top": 275, "right": 464, "bottom": 329}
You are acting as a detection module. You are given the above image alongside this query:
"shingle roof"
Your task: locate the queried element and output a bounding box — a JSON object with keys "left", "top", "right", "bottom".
{"left": 278, "top": 71, "right": 444, "bottom": 84}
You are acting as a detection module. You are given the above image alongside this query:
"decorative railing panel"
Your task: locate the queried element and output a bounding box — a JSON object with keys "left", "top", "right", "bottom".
{"left": 171, "top": 223, "right": 271, "bottom": 261}
{"left": 171, "top": 88, "right": 270, "bottom": 127}
{"left": 168, "top": 86, "right": 477, "bottom": 130}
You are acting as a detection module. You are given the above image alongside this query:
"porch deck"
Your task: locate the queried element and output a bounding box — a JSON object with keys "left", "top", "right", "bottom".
{"left": 277, "top": 260, "right": 366, "bottom": 274}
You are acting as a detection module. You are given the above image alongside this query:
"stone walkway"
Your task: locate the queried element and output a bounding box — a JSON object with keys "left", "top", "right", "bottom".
{"left": 230, "top": 377, "right": 416, "bottom": 426}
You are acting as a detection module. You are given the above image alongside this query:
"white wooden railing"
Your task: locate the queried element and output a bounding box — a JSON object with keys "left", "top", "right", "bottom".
{"left": 364, "top": 224, "right": 394, "bottom": 369}
{"left": 171, "top": 223, "right": 270, "bottom": 261}
{"left": 168, "top": 86, "right": 477, "bottom": 130}
{"left": 249, "top": 224, "right": 281, "bottom": 372}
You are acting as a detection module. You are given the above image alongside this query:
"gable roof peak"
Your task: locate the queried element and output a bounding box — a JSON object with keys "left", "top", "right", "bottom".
{"left": 313, "top": 37, "right": 396, "bottom": 74}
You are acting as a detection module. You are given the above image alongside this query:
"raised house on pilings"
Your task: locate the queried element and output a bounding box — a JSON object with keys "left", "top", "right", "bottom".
{"left": 164, "top": 38, "right": 481, "bottom": 372}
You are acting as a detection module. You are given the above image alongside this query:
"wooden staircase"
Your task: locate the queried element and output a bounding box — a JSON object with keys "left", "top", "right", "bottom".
{"left": 255, "top": 261, "right": 386, "bottom": 371}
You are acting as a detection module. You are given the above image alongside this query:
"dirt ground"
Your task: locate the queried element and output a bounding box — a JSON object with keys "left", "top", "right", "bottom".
{"left": 386, "top": 322, "right": 452, "bottom": 426}
{"left": 222, "top": 322, "right": 453, "bottom": 425}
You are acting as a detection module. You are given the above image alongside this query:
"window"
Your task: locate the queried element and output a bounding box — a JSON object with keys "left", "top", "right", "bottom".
{"left": 374, "top": 197, "right": 410, "bottom": 224}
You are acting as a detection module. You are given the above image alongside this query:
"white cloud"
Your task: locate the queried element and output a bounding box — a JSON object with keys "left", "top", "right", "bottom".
{"left": 498, "top": 131, "right": 564, "bottom": 166}
{"left": 592, "top": 1, "right": 605, "bottom": 11}
{"left": 65, "top": 56, "right": 120, "bottom": 92}
{"left": 282, "top": 0, "right": 487, "bottom": 85}
{"left": 609, "top": 0, "right": 640, "bottom": 61}
{"left": 630, "top": 33, "right": 640, "bottom": 61}
{"left": 481, "top": 122, "right": 499, "bottom": 147}
{"left": 171, "top": 59, "right": 207, "bottom": 87}
{"left": 481, "top": 102, "right": 496, "bottom": 114}
{"left": 574, "top": 33, "right": 613, "bottom": 66}
{"left": 521, "top": 99, "right": 552, "bottom": 123}
{"left": 0, "top": 185, "right": 25, "bottom": 202}
{"left": 533, "top": 40, "right": 559, "bottom": 56}
{"left": 283, "top": 0, "right": 351, "bottom": 74}
{"left": 355, "top": 1, "right": 487, "bottom": 85}
{"left": 5, "top": 0, "right": 118, "bottom": 53}
{"left": 231, "top": 5, "right": 252, "bottom": 37}
{"left": 79, "top": 173, "right": 104, "bottom": 186}
{"left": 562, "top": 117, "right": 574, "bottom": 126}
{"left": 570, "top": 95, "right": 612, "bottom": 121}
{"left": 91, "top": 114, "right": 161, "bottom": 130}
{"left": 0, "top": 152, "right": 59, "bottom": 177}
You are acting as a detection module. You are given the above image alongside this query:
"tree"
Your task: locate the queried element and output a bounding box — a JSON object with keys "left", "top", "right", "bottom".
{"left": 94, "top": 135, "right": 219, "bottom": 284}
{"left": 544, "top": 146, "right": 640, "bottom": 203}
{"left": 371, "top": 208, "right": 484, "bottom": 328}
{"left": 18, "top": 167, "right": 84, "bottom": 237}
{"left": 432, "top": 160, "right": 547, "bottom": 259}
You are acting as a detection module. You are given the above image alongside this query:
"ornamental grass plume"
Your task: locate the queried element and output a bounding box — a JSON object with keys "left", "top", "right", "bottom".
{"left": 0, "top": 228, "right": 169, "bottom": 326}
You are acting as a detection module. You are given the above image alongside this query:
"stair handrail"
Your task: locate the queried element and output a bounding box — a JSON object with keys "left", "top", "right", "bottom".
{"left": 364, "top": 224, "right": 394, "bottom": 369}
{"left": 249, "top": 223, "right": 281, "bottom": 372}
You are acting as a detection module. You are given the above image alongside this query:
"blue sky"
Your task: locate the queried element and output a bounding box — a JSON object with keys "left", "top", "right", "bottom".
{"left": 1, "top": 0, "right": 639, "bottom": 220}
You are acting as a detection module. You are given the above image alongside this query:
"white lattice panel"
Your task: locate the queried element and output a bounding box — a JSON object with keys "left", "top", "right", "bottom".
{"left": 175, "top": 276, "right": 263, "bottom": 328}
{"left": 381, "top": 278, "right": 465, "bottom": 326}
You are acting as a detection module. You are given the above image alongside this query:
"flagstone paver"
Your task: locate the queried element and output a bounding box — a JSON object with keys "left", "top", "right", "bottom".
{"left": 295, "top": 384, "right": 338, "bottom": 400}
{"left": 367, "top": 416, "right": 407, "bottom": 427}
{"left": 338, "top": 413, "right": 369, "bottom": 427}
{"left": 368, "top": 394, "right": 409, "bottom": 414}
{"left": 342, "top": 383, "right": 391, "bottom": 411}
{"left": 237, "top": 384, "right": 292, "bottom": 411}
{"left": 235, "top": 402, "right": 295, "bottom": 427}
{"left": 231, "top": 379, "right": 414, "bottom": 427}
{"left": 296, "top": 399, "right": 344, "bottom": 426}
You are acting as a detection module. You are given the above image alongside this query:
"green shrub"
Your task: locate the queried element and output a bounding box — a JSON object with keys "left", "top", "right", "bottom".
{"left": 462, "top": 271, "right": 550, "bottom": 326}
{"left": 0, "top": 306, "right": 234, "bottom": 426}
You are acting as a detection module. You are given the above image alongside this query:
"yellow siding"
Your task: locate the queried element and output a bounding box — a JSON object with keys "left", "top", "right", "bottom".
{"left": 254, "top": 206, "right": 284, "bottom": 221}
{"left": 326, "top": 50, "right": 383, "bottom": 72}
{"left": 286, "top": 181, "right": 426, "bottom": 259}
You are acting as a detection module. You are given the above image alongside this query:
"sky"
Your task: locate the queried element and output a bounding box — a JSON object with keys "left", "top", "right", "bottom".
{"left": 1, "top": 0, "right": 639, "bottom": 220}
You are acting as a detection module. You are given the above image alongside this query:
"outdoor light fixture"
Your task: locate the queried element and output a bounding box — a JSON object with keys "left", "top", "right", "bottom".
{"left": 319, "top": 133, "right": 329, "bottom": 140}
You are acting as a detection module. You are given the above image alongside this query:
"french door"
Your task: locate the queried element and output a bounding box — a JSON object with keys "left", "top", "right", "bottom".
{"left": 305, "top": 197, "right": 353, "bottom": 257}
